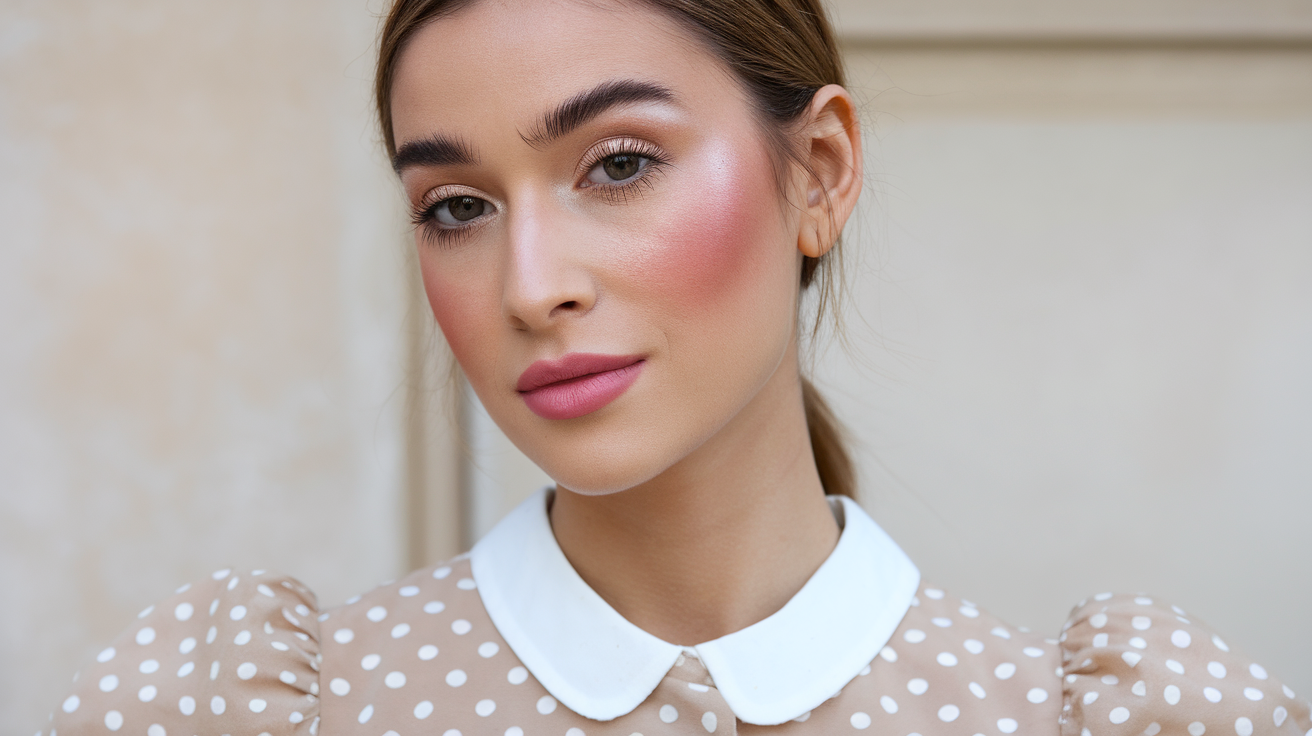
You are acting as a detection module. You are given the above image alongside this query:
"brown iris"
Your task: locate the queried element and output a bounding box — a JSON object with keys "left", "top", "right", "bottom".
{"left": 602, "top": 154, "right": 641, "bottom": 181}
{"left": 446, "top": 196, "right": 484, "bottom": 222}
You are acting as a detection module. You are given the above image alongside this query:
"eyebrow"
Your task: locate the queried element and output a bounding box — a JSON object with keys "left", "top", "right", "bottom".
{"left": 521, "top": 79, "right": 676, "bottom": 147}
{"left": 392, "top": 133, "right": 479, "bottom": 173}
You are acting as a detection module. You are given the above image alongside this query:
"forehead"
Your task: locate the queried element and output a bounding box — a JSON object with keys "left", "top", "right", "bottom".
{"left": 389, "top": 0, "right": 740, "bottom": 145}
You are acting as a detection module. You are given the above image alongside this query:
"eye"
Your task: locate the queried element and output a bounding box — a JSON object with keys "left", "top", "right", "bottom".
{"left": 434, "top": 195, "right": 488, "bottom": 225}
{"left": 587, "top": 153, "right": 648, "bottom": 185}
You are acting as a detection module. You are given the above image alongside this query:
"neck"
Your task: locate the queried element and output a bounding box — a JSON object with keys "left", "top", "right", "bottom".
{"left": 549, "top": 357, "right": 840, "bottom": 646}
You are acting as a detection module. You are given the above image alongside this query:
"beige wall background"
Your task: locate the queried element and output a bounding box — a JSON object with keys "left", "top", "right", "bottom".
{"left": 3, "top": 1, "right": 1309, "bottom": 732}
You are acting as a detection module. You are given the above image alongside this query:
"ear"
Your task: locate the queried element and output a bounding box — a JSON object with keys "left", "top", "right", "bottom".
{"left": 795, "top": 84, "right": 863, "bottom": 260}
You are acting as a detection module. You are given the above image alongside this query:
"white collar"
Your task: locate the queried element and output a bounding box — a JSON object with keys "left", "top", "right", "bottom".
{"left": 469, "top": 488, "right": 920, "bottom": 726}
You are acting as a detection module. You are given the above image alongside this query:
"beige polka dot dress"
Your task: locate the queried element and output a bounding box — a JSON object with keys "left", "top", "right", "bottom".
{"left": 46, "top": 492, "right": 1311, "bottom": 736}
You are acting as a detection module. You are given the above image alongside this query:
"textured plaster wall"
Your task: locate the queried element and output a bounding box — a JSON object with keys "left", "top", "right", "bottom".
{"left": 0, "top": 2, "right": 421, "bottom": 731}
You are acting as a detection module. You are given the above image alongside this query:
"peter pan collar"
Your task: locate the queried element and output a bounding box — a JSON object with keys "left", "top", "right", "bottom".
{"left": 469, "top": 487, "right": 920, "bottom": 726}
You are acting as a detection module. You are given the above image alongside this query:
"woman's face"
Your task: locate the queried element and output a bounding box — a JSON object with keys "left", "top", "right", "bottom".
{"left": 391, "top": 0, "right": 809, "bottom": 494}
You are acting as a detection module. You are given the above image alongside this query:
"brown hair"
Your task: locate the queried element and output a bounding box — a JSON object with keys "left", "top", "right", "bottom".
{"left": 376, "top": 0, "right": 856, "bottom": 499}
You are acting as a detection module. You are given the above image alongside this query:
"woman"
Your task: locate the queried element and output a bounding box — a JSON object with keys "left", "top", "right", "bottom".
{"left": 47, "top": 0, "right": 1310, "bottom": 734}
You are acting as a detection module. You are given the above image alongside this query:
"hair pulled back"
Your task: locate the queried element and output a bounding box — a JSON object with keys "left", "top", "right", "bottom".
{"left": 376, "top": 0, "right": 856, "bottom": 499}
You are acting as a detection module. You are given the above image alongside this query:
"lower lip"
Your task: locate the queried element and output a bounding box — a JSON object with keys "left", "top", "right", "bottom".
{"left": 519, "top": 361, "right": 644, "bottom": 420}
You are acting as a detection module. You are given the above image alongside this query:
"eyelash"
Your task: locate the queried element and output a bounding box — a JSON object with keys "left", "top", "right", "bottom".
{"left": 410, "top": 137, "right": 670, "bottom": 248}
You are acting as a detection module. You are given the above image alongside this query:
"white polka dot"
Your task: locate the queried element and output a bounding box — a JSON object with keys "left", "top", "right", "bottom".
{"left": 246, "top": 698, "right": 266, "bottom": 713}
{"left": 924, "top": 588, "right": 945, "bottom": 599}
{"left": 995, "top": 663, "right": 1016, "bottom": 679}
{"left": 391, "top": 623, "right": 410, "bottom": 638}
{"left": 1235, "top": 717, "right": 1253, "bottom": 736}
{"left": 1163, "top": 659, "right": 1183, "bottom": 675}
{"left": 139, "top": 659, "right": 160, "bottom": 674}
{"left": 1023, "top": 647, "right": 1044, "bottom": 658}
{"left": 991, "top": 626, "right": 1012, "bottom": 639}
{"left": 506, "top": 729, "right": 525, "bottom": 736}
{"left": 476, "top": 699, "right": 496, "bottom": 717}
{"left": 937, "top": 652, "right": 958, "bottom": 667}
{"left": 147, "top": 725, "right": 165, "bottom": 736}
{"left": 257, "top": 583, "right": 275, "bottom": 597}
{"left": 1102, "top": 675, "right": 1120, "bottom": 685}
{"left": 61, "top": 695, "right": 80, "bottom": 713}
{"left": 289, "top": 711, "right": 304, "bottom": 724}
{"left": 385, "top": 671, "right": 406, "bottom": 688}
{"left": 689, "top": 682, "right": 710, "bottom": 693}
{"left": 1165, "top": 685, "right": 1181, "bottom": 704}
{"left": 367, "top": 606, "right": 387, "bottom": 622}
{"left": 419, "top": 645, "right": 438, "bottom": 661}
{"left": 173, "top": 602, "right": 194, "bottom": 622}
{"left": 908, "top": 678, "right": 929, "bottom": 695}
{"left": 1205, "top": 687, "right": 1223, "bottom": 703}
{"left": 851, "top": 711, "right": 872, "bottom": 729}
{"left": 179, "top": 637, "right": 196, "bottom": 654}
{"left": 177, "top": 662, "right": 194, "bottom": 677}
{"left": 1132, "top": 616, "right": 1152, "bottom": 630}
{"left": 903, "top": 629, "right": 926, "bottom": 644}
{"left": 355, "top": 704, "right": 372, "bottom": 723}
{"left": 1244, "top": 688, "right": 1264, "bottom": 701}
{"left": 424, "top": 601, "right": 446, "bottom": 614}
{"left": 1084, "top": 691, "right": 1099, "bottom": 705}
{"left": 210, "top": 696, "right": 226, "bottom": 715}
{"left": 1206, "top": 661, "right": 1226, "bottom": 678}
{"left": 1250, "top": 663, "right": 1268, "bottom": 680}
{"left": 280, "top": 671, "right": 297, "bottom": 684}
{"left": 537, "top": 695, "right": 557, "bottom": 714}
{"left": 178, "top": 696, "right": 195, "bottom": 716}
{"left": 1281, "top": 684, "right": 1294, "bottom": 698}
{"left": 399, "top": 585, "right": 420, "bottom": 597}
{"left": 1094, "top": 592, "right": 1113, "bottom": 601}
{"left": 970, "top": 682, "right": 987, "bottom": 699}
{"left": 136, "top": 627, "right": 156, "bottom": 645}
{"left": 879, "top": 646, "right": 897, "bottom": 662}
{"left": 446, "top": 669, "right": 467, "bottom": 687}
{"left": 361, "top": 653, "right": 381, "bottom": 670}
{"left": 237, "top": 662, "right": 257, "bottom": 680}
{"left": 96, "top": 647, "right": 117, "bottom": 664}
{"left": 660, "top": 704, "right": 679, "bottom": 723}
{"left": 1123, "top": 652, "right": 1143, "bottom": 667}
{"left": 960, "top": 605, "right": 980, "bottom": 618}
{"left": 99, "top": 675, "right": 119, "bottom": 692}
{"left": 566, "top": 730, "right": 584, "bottom": 736}
{"left": 1094, "top": 633, "right": 1109, "bottom": 647}
{"left": 452, "top": 619, "right": 472, "bottom": 635}
{"left": 329, "top": 678, "right": 350, "bottom": 696}
{"left": 233, "top": 629, "right": 251, "bottom": 645}
{"left": 433, "top": 566, "right": 452, "bottom": 579}
{"left": 1110, "top": 707, "right": 1130, "bottom": 724}
{"left": 457, "top": 578, "right": 477, "bottom": 590}
{"left": 1130, "top": 637, "right": 1147, "bottom": 649}
{"left": 209, "top": 661, "right": 220, "bottom": 680}
{"left": 932, "top": 617, "right": 953, "bottom": 628}
{"left": 702, "top": 710, "right": 718, "bottom": 732}
{"left": 104, "top": 710, "right": 123, "bottom": 731}
{"left": 333, "top": 628, "right": 354, "bottom": 644}
{"left": 1274, "top": 706, "right": 1288, "bottom": 727}
{"left": 998, "top": 718, "right": 1018, "bottom": 734}
{"left": 964, "top": 639, "right": 984, "bottom": 654}
{"left": 938, "top": 704, "right": 960, "bottom": 722}
{"left": 1189, "top": 722, "right": 1206, "bottom": 736}
{"left": 1171, "top": 630, "right": 1192, "bottom": 648}
{"left": 1027, "top": 688, "right": 1049, "bottom": 704}
{"left": 479, "top": 641, "right": 500, "bottom": 658}
{"left": 139, "top": 685, "right": 157, "bottom": 702}
{"left": 414, "top": 701, "right": 434, "bottom": 719}
{"left": 1090, "top": 613, "right": 1109, "bottom": 628}
{"left": 880, "top": 696, "right": 898, "bottom": 713}
{"left": 859, "top": 665, "right": 871, "bottom": 676}
{"left": 508, "top": 666, "right": 528, "bottom": 684}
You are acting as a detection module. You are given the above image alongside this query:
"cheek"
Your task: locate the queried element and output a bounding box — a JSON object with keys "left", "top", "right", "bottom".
{"left": 625, "top": 144, "right": 785, "bottom": 312}
{"left": 419, "top": 254, "right": 494, "bottom": 369}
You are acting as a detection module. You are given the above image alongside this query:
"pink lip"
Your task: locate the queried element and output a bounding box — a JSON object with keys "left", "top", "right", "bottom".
{"left": 517, "top": 353, "right": 645, "bottom": 420}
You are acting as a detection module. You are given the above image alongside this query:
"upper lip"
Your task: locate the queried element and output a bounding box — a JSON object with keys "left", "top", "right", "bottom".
{"left": 516, "top": 353, "right": 644, "bottom": 393}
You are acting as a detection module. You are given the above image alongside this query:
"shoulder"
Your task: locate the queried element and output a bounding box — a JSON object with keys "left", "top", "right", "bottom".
{"left": 1059, "top": 593, "right": 1311, "bottom": 735}
{"left": 315, "top": 555, "right": 543, "bottom": 730}
{"left": 49, "top": 568, "right": 322, "bottom": 735}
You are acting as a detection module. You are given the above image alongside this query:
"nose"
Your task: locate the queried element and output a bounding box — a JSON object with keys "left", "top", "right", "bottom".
{"left": 501, "top": 194, "right": 596, "bottom": 332}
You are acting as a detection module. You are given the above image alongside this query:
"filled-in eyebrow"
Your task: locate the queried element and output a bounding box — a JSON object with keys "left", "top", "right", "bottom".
{"left": 392, "top": 133, "right": 478, "bottom": 173}
{"left": 522, "top": 79, "right": 676, "bottom": 147}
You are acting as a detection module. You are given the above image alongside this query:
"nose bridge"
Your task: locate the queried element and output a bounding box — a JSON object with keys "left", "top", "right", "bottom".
{"left": 502, "top": 189, "right": 594, "bottom": 330}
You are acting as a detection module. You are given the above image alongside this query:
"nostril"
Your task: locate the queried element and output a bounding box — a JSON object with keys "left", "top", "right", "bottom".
{"left": 558, "top": 300, "right": 579, "bottom": 310}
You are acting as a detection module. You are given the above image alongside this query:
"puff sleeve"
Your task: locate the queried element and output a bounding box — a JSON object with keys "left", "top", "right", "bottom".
{"left": 49, "top": 568, "right": 322, "bottom": 735}
{"left": 1060, "top": 593, "right": 1311, "bottom": 736}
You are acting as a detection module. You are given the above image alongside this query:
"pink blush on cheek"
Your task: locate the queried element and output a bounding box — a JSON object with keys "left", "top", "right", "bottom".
{"left": 627, "top": 145, "right": 782, "bottom": 306}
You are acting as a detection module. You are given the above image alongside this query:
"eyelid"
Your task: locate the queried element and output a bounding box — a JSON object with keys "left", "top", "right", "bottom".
{"left": 576, "top": 136, "right": 667, "bottom": 185}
